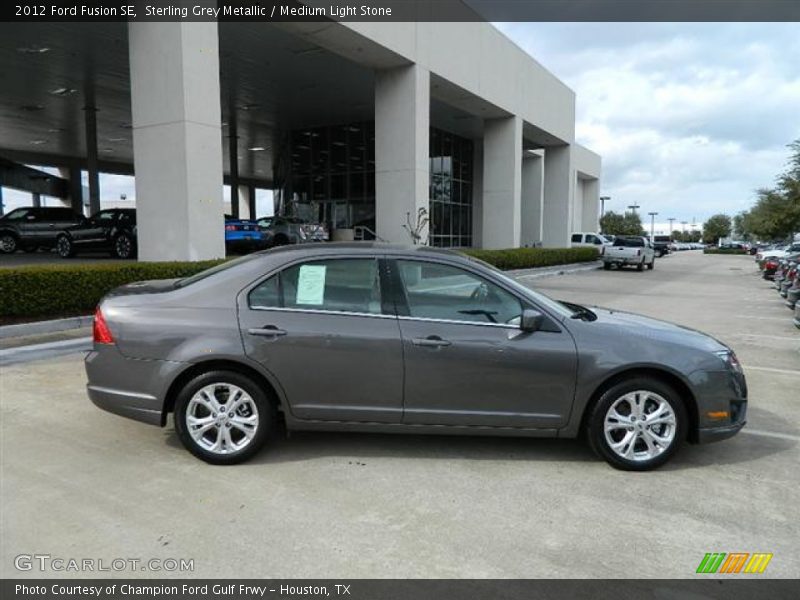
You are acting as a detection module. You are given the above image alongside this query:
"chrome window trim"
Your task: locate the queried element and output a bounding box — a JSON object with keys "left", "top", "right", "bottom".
{"left": 247, "top": 305, "right": 395, "bottom": 320}
{"left": 397, "top": 315, "right": 520, "bottom": 330}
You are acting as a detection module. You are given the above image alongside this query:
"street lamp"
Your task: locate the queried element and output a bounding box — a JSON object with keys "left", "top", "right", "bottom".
{"left": 668, "top": 217, "right": 676, "bottom": 235}
{"left": 648, "top": 211, "right": 658, "bottom": 242}
{"left": 681, "top": 221, "right": 688, "bottom": 234}
{"left": 627, "top": 203, "right": 640, "bottom": 214}
{"left": 600, "top": 196, "right": 610, "bottom": 219}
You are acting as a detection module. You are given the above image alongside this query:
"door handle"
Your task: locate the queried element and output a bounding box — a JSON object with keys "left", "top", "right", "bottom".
{"left": 412, "top": 335, "right": 451, "bottom": 348}
{"left": 247, "top": 325, "right": 287, "bottom": 337}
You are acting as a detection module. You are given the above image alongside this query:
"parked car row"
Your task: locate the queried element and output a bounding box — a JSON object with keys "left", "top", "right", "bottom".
{"left": 669, "top": 242, "right": 705, "bottom": 251}
{"left": 758, "top": 250, "right": 800, "bottom": 329}
{"left": 0, "top": 206, "right": 328, "bottom": 259}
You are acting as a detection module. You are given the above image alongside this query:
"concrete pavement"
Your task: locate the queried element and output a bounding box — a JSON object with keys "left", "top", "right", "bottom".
{"left": 1, "top": 251, "right": 797, "bottom": 579}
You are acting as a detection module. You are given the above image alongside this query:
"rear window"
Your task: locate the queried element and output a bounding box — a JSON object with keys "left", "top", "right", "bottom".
{"left": 614, "top": 237, "right": 645, "bottom": 247}
{"left": 174, "top": 255, "right": 260, "bottom": 288}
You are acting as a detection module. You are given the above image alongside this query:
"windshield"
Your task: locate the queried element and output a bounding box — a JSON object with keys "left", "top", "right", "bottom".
{"left": 2, "top": 208, "right": 31, "bottom": 221}
{"left": 464, "top": 256, "right": 575, "bottom": 319}
{"left": 174, "top": 254, "right": 260, "bottom": 288}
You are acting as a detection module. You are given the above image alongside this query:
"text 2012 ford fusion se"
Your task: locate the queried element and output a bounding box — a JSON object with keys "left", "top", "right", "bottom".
{"left": 86, "top": 243, "right": 747, "bottom": 470}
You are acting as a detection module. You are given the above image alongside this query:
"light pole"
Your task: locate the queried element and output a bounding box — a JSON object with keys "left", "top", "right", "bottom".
{"left": 627, "top": 203, "right": 640, "bottom": 215}
{"left": 668, "top": 217, "right": 675, "bottom": 236}
{"left": 648, "top": 212, "right": 658, "bottom": 243}
{"left": 681, "top": 221, "right": 688, "bottom": 238}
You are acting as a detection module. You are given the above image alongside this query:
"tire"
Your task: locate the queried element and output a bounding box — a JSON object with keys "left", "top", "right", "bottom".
{"left": 586, "top": 377, "right": 687, "bottom": 471}
{"left": 603, "top": 262, "right": 611, "bottom": 271}
{"left": 273, "top": 234, "right": 289, "bottom": 247}
{"left": 0, "top": 232, "right": 18, "bottom": 254}
{"left": 113, "top": 233, "right": 134, "bottom": 259}
{"left": 647, "top": 258, "right": 655, "bottom": 270}
{"left": 56, "top": 235, "right": 75, "bottom": 258}
{"left": 637, "top": 260, "right": 644, "bottom": 271}
{"left": 174, "top": 370, "right": 275, "bottom": 465}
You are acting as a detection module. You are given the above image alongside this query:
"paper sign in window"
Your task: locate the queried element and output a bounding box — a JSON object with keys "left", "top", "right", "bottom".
{"left": 295, "top": 265, "right": 326, "bottom": 305}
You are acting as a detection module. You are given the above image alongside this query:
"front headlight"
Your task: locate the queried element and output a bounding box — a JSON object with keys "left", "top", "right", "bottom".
{"left": 715, "top": 350, "right": 743, "bottom": 374}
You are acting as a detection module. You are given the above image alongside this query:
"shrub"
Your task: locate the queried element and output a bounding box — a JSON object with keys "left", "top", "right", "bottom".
{"left": 460, "top": 247, "right": 599, "bottom": 270}
{"left": 703, "top": 248, "right": 748, "bottom": 255}
{"left": 0, "top": 260, "right": 224, "bottom": 320}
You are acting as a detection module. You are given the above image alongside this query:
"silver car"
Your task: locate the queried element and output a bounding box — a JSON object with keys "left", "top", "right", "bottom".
{"left": 86, "top": 244, "right": 747, "bottom": 470}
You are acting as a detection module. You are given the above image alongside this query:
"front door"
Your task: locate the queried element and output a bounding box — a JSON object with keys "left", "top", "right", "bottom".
{"left": 392, "top": 259, "right": 578, "bottom": 429}
{"left": 238, "top": 256, "right": 404, "bottom": 423}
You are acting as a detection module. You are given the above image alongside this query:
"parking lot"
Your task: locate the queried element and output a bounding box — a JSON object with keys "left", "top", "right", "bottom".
{"left": 1, "top": 250, "right": 798, "bottom": 579}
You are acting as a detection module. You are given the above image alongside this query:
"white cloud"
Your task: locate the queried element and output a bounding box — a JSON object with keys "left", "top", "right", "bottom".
{"left": 495, "top": 22, "right": 800, "bottom": 223}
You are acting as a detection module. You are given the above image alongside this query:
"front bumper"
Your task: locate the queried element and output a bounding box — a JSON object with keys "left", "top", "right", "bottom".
{"left": 688, "top": 368, "right": 748, "bottom": 444}
{"left": 697, "top": 418, "right": 747, "bottom": 444}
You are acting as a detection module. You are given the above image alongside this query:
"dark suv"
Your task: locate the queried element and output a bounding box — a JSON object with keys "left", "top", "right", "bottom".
{"left": 56, "top": 208, "right": 138, "bottom": 259}
{"left": 0, "top": 206, "right": 85, "bottom": 254}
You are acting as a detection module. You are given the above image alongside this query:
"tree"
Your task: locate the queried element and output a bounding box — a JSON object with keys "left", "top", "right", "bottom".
{"left": 600, "top": 210, "right": 643, "bottom": 236}
{"left": 733, "top": 139, "right": 800, "bottom": 241}
{"left": 703, "top": 214, "right": 732, "bottom": 245}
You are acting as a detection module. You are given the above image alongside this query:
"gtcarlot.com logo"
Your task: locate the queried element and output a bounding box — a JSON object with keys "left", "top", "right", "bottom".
{"left": 14, "top": 554, "right": 194, "bottom": 572}
{"left": 696, "top": 552, "right": 773, "bottom": 574}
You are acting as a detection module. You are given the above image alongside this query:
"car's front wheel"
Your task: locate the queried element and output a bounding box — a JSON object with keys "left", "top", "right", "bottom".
{"left": 587, "top": 378, "right": 686, "bottom": 471}
{"left": 174, "top": 370, "right": 275, "bottom": 465}
{"left": 56, "top": 235, "right": 75, "bottom": 258}
{"left": 0, "top": 233, "right": 18, "bottom": 254}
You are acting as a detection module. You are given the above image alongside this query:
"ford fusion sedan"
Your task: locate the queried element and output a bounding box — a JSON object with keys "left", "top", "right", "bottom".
{"left": 86, "top": 244, "right": 747, "bottom": 470}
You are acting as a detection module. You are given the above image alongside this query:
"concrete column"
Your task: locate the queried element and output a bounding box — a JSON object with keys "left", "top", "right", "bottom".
{"left": 0, "top": 186, "right": 4, "bottom": 215}
{"left": 248, "top": 186, "right": 257, "bottom": 219}
{"left": 375, "top": 64, "right": 430, "bottom": 245}
{"left": 59, "top": 166, "right": 84, "bottom": 215}
{"left": 237, "top": 185, "right": 250, "bottom": 220}
{"left": 84, "top": 107, "right": 101, "bottom": 215}
{"left": 521, "top": 153, "right": 544, "bottom": 246}
{"left": 228, "top": 118, "right": 239, "bottom": 219}
{"left": 542, "top": 145, "right": 575, "bottom": 248}
{"left": 471, "top": 141, "right": 483, "bottom": 247}
{"left": 482, "top": 116, "right": 522, "bottom": 249}
{"left": 32, "top": 192, "right": 41, "bottom": 207}
{"left": 129, "top": 19, "right": 225, "bottom": 261}
{"left": 581, "top": 178, "right": 600, "bottom": 232}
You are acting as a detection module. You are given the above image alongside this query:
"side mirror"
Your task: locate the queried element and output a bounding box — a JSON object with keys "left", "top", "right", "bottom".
{"left": 520, "top": 308, "right": 544, "bottom": 333}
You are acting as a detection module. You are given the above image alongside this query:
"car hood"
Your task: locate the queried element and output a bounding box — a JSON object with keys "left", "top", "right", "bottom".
{"left": 588, "top": 306, "right": 727, "bottom": 353}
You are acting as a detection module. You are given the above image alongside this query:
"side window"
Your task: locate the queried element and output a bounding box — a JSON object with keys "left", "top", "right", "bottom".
{"left": 586, "top": 235, "right": 598, "bottom": 244}
{"left": 571, "top": 234, "right": 582, "bottom": 243}
{"left": 397, "top": 261, "right": 522, "bottom": 326}
{"left": 249, "top": 258, "right": 382, "bottom": 315}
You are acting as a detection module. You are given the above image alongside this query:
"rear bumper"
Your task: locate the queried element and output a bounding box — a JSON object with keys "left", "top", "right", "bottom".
{"left": 88, "top": 384, "right": 162, "bottom": 426}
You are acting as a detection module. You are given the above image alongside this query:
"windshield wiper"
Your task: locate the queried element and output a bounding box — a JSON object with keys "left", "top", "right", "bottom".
{"left": 560, "top": 301, "right": 597, "bottom": 322}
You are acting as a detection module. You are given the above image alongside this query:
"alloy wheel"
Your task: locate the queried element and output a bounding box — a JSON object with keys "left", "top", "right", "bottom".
{"left": 115, "top": 235, "right": 132, "bottom": 258}
{"left": 185, "top": 383, "right": 260, "bottom": 455}
{"left": 603, "top": 390, "right": 677, "bottom": 462}
{"left": 0, "top": 235, "right": 17, "bottom": 253}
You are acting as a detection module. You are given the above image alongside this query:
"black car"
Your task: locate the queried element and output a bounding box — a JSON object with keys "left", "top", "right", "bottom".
{"left": 0, "top": 206, "right": 85, "bottom": 254}
{"left": 56, "top": 208, "right": 137, "bottom": 259}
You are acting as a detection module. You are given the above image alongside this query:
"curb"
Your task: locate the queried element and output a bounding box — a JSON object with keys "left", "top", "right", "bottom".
{"left": 0, "top": 315, "right": 92, "bottom": 340}
{"left": 508, "top": 260, "right": 603, "bottom": 280}
{"left": 0, "top": 337, "right": 92, "bottom": 366}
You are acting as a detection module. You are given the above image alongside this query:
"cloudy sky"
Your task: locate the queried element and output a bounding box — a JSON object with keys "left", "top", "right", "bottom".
{"left": 496, "top": 22, "right": 800, "bottom": 230}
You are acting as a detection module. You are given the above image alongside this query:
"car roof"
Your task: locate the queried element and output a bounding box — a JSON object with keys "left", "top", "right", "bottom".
{"left": 253, "top": 242, "right": 464, "bottom": 259}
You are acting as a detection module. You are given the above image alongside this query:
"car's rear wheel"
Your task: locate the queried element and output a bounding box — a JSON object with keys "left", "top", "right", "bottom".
{"left": 637, "top": 259, "right": 645, "bottom": 271}
{"left": 113, "top": 233, "right": 134, "bottom": 259}
{"left": 273, "top": 233, "right": 289, "bottom": 246}
{"left": 647, "top": 258, "right": 655, "bottom": 270}
{"left": 587, "top": 377, "right": 686, "bottom": 471}
{"left": 0, "top": 233, "right": 18, "bottom": 254}
{"left": 56, "top": 235, "right": 75, "bottom": 258}
{"left": 174, "top": 370, "right": 275, "bottom": 465}
{"left": 603, "top": 262, "right": 611, "bottom": 271}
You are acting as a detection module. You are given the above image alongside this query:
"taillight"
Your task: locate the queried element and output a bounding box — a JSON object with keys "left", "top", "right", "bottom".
{"left": 637, "top": 249, "right": 641, "bottom": 256}
{"left": 93, "top": 306, "right": 115, "bottom": 345}
{"left": 225, "top": 224, "right": 236, "bottom": 231}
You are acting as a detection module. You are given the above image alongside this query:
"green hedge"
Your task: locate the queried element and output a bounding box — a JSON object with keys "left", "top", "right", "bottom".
{"left": 0, "top": 261, "right": 224, "bottom": 320}
{"left": 703, "top": 248, "right": 748, "bottom": 255}
{"left": 461, "top": 247, "right": 599, "bottom": 270}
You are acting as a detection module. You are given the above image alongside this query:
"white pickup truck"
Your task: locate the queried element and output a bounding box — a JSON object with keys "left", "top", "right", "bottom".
{"left": 602, "top": 236, "right": 656, "bottom": 271}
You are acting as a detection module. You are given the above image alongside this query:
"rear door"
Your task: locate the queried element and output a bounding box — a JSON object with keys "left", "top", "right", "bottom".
{"left": 238, "top": 256, "right": 404, "bottom": 423}
{"left": 391, "top": 258, "right": 578, "bottom": 429}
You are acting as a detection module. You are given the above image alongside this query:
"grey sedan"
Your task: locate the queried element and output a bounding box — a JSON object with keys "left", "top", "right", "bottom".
{"left": 86, "top": 243, "right": 747, "bottom": 470}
